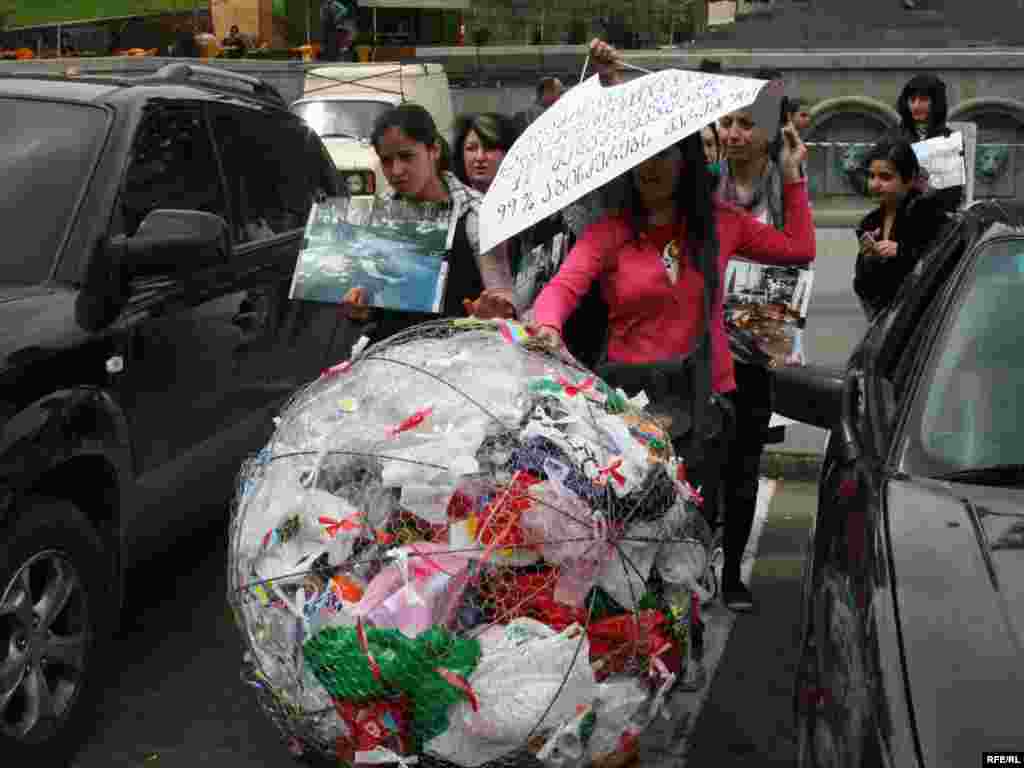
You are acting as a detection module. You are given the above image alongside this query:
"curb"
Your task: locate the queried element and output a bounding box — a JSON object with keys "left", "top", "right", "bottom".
{"left": 761, "top": 450, "right": 823, "bottom": 482}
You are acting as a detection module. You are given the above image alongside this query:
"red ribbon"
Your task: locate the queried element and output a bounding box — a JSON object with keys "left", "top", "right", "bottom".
{"left": 319, "top": 513, "right": 365, "bottom": 538}
{"left": 386, "top": 407, "right": 433, "bottom": 438}
{"left": 556, "top": 375, "right": 595, "bottom": 398}
{"left": 319, "top": 513, "right": 394, "bottom": 545}
{"left": 320, "top": 359, "right": 353, "bottom": 379}
{"left": 434, "top": 667, "right": 479, "bottom": 712}
{"left": 597, "top": 458, "right": 626, "bottom": 487}
{"left": 356, "top": 618, "right": 382, "bottom": 682}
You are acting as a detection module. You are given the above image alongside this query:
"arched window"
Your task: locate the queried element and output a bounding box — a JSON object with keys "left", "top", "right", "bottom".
{"left": 805, "top": 97, "right": 900, "bottom": 198}
{"left": 950, "top": 99, "right": 1024, "bottom": 199}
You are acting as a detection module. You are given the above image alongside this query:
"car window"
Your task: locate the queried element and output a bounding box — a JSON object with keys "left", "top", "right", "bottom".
{"left": 914, "top": 238, "right": 1024, "bottom": 470}
{"left": 211, "top": 109, "right": 321, "bottom": 245}
{"left": 879, "top": 220, "right": 963, "bottom": 376}
{"left": 0, "top": 97, "right": 109, "bottom": 283}
{"left": 117, "top": 106, "right": 227, "bottom": 238}
{"left": 292, "top": 99, "right": 392, "bottom": 140}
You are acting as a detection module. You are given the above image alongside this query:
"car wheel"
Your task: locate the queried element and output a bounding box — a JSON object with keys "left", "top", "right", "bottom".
{"left": 0, "top": 497, "right": 114, "bottom": 765}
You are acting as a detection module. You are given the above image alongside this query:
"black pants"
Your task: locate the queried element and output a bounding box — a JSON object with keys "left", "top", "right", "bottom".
{"left": 686, "top": 363, "right": 771, "bottom": 588}
{"left": 720, "top": 362, "right": 772, "bottom": 587}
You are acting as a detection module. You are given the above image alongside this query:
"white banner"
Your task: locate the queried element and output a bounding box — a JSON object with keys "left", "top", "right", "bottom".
{"left": 913, "top": 131, "right": 966, "bottom": 190}
{"left": 479, "top": 70, "right": 775, "bottom": 254}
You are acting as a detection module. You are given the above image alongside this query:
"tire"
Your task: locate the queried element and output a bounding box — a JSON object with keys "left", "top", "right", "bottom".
{"left": 0, "top": 497, "right": 115, "bottom": 766}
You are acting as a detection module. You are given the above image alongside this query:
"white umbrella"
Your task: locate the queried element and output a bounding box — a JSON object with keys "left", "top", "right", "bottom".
{"left": 479, "top": 70, "right": 785, "bottom": 254}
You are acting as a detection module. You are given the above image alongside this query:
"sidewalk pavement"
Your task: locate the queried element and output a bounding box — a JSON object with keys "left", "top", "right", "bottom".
{"left": 683, "top": 479, "right": 815, "bottom": 766}
{"left": 763, "top": 446, "right": 824, "bottom": 482}
{"left": 639, "top": 478, "right": 817, "bottom": 767}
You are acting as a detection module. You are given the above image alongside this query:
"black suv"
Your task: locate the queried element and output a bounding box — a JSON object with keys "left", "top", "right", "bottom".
{"left": 0, "top": 64, "right": 344, "bottom": 764}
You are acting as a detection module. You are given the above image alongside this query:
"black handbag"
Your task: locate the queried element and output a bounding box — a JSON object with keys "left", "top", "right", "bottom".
{"left": 595, "top": 226, "right": 723, "bottom": 462}
{"left": 596, "top": 353, "right": 701, "bottom": 439}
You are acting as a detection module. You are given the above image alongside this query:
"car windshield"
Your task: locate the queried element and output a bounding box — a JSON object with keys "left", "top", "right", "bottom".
{"left": 0, "top": 97, "right": 109, "bottom": 284}
{"left": 915, "top": 238, "right": 1024, "bottom": 480}
{"left": 292, "top": 100, "right": 392, "bottom": 140}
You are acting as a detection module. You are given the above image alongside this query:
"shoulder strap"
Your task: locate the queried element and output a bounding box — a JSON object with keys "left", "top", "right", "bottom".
{"left": 441, "top": 211, "right": 483, "bottom": 317}
{"left": 690, "top": 219, "right": 719, "bottom": 455}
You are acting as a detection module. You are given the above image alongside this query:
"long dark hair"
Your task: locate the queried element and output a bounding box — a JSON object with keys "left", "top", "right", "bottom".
{"left": 370, "top": 103, "right": 451, "bottom": 173}
{"left": 452, "top": 112, "right": 521, "bottom": 187}
{"left": 625, "top": 131, "right": 717, "bottom": 275}
{"left": 705, "top": 122, "right": 722, "bottom": 164}
{"left": 897, "top": 73, "right": 949, "bottom": 139}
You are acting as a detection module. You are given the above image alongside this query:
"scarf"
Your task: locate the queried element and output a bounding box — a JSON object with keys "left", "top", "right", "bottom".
{"left": 716, "top": 156, "right": 786, "bottom": 229}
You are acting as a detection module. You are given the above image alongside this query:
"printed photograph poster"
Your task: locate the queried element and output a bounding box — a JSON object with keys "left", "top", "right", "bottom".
{"left": 724, "top": 260, "right": 814, "bottom": 367}
{"left": 912, "top": 131, "right": 966, "bottom": 191}
{"left": 289, "top": 196, "right": 451, "bottom": 313}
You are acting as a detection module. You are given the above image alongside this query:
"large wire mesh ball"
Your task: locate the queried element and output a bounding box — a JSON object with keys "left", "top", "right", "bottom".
{"left": 228, "top": 319, "right": 713, "bottom": 767}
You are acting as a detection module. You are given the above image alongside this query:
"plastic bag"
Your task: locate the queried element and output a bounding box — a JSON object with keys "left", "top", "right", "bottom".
{"left": 251, "top": 487, "right": 368, "bottom": 615}
{"left": 535, "top": 678, "right": 650, "bottom": 768}
{"left": 519, "top": 472, "right": 609, "bottom": 607}
{"left": 595, "top": 521, "right": 661, "bottom": 610}
{"left": 426, "top": 621, "right": 598, "bottom": 767}
{"left": 349, "top": 542, "right": 473, "bottom": 638}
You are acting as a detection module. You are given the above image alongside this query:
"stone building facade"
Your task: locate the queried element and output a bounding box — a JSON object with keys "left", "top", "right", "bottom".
{"left": 466, "top": 0, "right": 700, "bottom": 47}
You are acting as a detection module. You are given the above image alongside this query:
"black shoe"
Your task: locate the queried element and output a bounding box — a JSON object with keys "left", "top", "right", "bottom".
{"left": 724, "top": 582, "right": 755, "bottom": 612}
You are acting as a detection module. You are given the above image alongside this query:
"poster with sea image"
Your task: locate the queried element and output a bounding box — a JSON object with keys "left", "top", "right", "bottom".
{"left": 290, "top": 196, "right": 451, "bottom": 313}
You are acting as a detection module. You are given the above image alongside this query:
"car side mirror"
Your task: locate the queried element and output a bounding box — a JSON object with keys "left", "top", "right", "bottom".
{"left": 114, "top": 209, "right": 231, "bottom": 279}
{"left": 76, "top": 210, "right": 230, "bottom": 332}
{"left": 771, "top": 364, "right": 846, "bottom": 431}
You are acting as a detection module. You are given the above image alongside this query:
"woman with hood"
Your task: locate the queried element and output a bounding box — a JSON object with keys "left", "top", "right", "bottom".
{"left": 896, "top": 72, "right": 964, "bottom": 211}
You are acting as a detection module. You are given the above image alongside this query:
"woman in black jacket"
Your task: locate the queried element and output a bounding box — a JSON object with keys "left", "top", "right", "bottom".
{"left": 854, "top": 138, "right": 951, "bottom": 319}
{"left": 340, "top": 105, "right": 514, "bottom": 344}
{"left": 895, "top": 72, "right": 963, "bottom": 212}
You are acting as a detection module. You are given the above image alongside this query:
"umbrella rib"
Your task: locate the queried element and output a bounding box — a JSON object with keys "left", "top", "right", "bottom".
{"left": 578, "top": 55, "right": 652, "bottom": 85}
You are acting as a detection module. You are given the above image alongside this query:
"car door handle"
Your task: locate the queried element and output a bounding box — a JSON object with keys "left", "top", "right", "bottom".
{"left": 231, "top": 311, "right": 264, "bottom": 334}
{"left": 839, "top": 370, "right": 863, "bottom": 463}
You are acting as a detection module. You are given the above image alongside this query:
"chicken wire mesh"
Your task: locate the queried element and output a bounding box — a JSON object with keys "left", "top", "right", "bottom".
{"left": 227, "top": 318, "right": 716, "bottom": 767}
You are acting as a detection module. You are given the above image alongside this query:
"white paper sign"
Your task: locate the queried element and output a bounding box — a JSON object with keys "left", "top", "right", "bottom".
{"left": 913, "top": 131, "right": 966, "bottom": 190}
{"left": 479, "top": 70, "right": 770, "bottom": 254}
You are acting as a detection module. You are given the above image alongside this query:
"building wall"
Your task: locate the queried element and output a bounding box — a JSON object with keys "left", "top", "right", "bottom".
{"left": 467, "top": 0, "right": 699, "bottom": 47}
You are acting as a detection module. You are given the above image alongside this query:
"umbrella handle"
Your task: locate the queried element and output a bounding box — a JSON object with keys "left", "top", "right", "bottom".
{"left": 579, "top": 53, "right": 590, "bottom": 83}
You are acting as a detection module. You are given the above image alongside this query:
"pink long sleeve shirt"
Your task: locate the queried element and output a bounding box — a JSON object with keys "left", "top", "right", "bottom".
{"left": 532, "top": 180, "right": 815, "bottom": 394}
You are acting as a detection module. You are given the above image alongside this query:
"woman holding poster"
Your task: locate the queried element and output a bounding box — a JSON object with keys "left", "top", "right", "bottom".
{"left": 895, "top": 73, "right": 963, "bottom": 212}
{"left": 341, "top": 104, "right": 514, "bottom": 342}
{"left": 530, "top": 40, "right": 815, "bottom": 613}
{"left": 715, "top": 67, "right": 806, "bottom": 612}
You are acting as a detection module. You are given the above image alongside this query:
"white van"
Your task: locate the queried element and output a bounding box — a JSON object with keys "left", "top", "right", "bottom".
{"left": 292, "top": 62, "right": 455, "bottom": 198}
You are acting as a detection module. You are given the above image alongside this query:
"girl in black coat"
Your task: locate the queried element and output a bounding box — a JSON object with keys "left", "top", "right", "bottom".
{"left": 854, "top": 138, "right": 951, "bottom": 319}
{"left": 895, "top": 72, "right": 963, "bottom": 212}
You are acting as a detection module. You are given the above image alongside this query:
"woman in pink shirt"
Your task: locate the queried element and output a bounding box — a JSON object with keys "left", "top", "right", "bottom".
{"left": 530, "top": 125, "right": 815, "bottom": 395}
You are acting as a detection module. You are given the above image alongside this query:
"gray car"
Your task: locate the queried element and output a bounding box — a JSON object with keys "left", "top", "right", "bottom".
{"left": 775, "top": 200, "right": 1024, "bottom": 767}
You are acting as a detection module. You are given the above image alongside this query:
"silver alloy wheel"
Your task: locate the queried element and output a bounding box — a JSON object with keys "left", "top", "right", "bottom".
{"left": 0, "top": 550, "right": 89, "bottom": 740}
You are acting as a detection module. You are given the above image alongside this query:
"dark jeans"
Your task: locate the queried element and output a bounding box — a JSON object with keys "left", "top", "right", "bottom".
{"left": 687, "top": 362, "right": 771, "bottom": 589}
